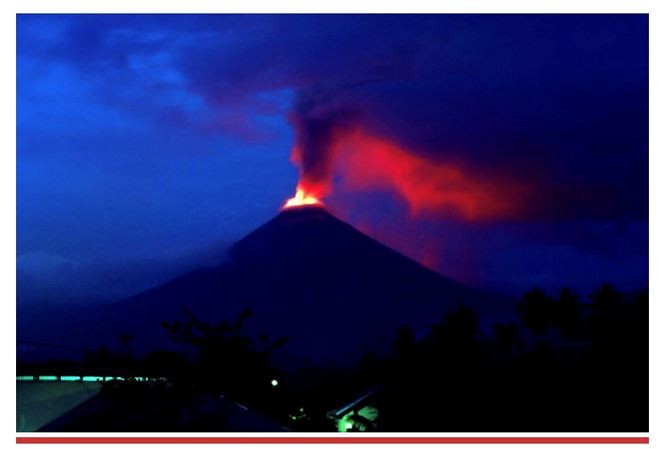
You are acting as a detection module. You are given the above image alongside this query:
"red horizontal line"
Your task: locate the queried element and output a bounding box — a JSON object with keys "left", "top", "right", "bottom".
{"left": 16, "top": 437, "right": 649, "bottom": 444}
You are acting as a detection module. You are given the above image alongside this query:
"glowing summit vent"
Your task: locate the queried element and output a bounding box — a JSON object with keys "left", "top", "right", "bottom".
{"left": 283, "top": 187, "right": 322, "bottom": 209}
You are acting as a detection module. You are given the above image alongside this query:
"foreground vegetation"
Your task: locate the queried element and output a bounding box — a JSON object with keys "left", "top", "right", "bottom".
{"left": 18, "top": 283, "right": 647, "bottom": 431}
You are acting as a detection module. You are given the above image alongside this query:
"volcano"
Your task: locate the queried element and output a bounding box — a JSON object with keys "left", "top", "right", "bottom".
{"left": 20, "top": 206, "right": 495, "bottom": 366}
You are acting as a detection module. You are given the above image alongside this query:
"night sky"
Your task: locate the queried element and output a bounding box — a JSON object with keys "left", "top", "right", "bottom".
{"left": 17, "top": 14, "right": 648, "bottom": 303}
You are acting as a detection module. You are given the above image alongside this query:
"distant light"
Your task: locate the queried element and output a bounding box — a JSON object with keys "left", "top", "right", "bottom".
{"left": 16, "top": 374, "right": 167, "bottom": 383}
{"left": 38, "top": 375, "right": 57, "bottom": 381}
{"left": 82, "top": 376, "right": 104, "bottom": 382}
{"left": 271, "top": 379, "right": 279, "bottom": 387}
{"left": 61, "top": 376, "right": 81, "bottom": 382}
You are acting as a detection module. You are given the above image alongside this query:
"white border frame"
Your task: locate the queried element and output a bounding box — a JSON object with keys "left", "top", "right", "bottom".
{"left": 5, "top": 2, "right": 661, "bottom": 448}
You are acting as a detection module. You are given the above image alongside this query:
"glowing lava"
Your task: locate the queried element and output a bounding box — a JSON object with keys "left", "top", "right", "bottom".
{"left": 283, "top": 187, "right": 323, "bottom": 209}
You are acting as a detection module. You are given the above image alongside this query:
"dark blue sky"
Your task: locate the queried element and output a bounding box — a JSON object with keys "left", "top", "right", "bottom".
{"left": 17, "top": 14, "right": 648, "bottom": 302}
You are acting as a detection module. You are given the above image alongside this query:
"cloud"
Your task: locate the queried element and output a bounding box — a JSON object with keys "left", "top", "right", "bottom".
{"left": 18, "top": 15, "right": 648, "bottom": 223}
{"left": 16, "top": 14, "right": 648, "bottom": 296}
{"left": 17, "top": 241, "right": 231, "bottom": 304}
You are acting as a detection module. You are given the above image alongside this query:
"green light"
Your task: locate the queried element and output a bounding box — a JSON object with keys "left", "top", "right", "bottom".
{"left": 334, "top": 406, "right": 378, "bottom": 432}
{"left": 61, "top": 376, "right": 81, "bottom": 382}
{"left": 337, "top": 414, "right": 355, "bottom": 432}
{"left": 358, "top": 406, "right": 379, "bottom": 422}
{"left": 17, "top": 374, "right": 166, "bottom": 383}
{"left": 38, "top": 375, "right": 58, "bottom": 381}
{"left": 82, "top": 376, "right": 103, "bottom": 382}
{"left": 17, "top": 374, "right": 167, "bottom": 383}
{"left": 271, "top": 379, "right": 278, "bottom": 387}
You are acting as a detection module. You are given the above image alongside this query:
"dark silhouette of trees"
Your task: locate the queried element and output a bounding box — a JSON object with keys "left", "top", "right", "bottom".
{"left": 21, "top": 283, "right": 647, "bottom": 432}
{"left": 492, "top": 322, "right": 522, "bottom": 358}
{"left": 31, "top": 309, "right": 291, "bottom": 431}
{"left": 519, "top": 288, "right": 555, "bottom": 335}
{"left": 377, "top": 283, "right": 647, "bottom": 432}
{"left": 554, "top": 287, "right": 582, "bottom": 339}
{"left": 160, "top": 307, "right": 289, "bottom": 416}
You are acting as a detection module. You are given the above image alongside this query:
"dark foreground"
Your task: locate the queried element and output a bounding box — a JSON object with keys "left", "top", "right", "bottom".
{"left": 17, "top": 283, "right": 647, "bottom": 432}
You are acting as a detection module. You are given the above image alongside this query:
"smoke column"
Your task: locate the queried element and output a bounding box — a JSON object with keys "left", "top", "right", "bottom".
{"left": 288, "top": 89, "right": 528, "bottom": 222}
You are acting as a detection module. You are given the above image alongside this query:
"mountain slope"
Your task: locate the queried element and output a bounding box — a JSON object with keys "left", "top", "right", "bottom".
{"left": 20, "top": 206, "right": 496, "bottom": 366}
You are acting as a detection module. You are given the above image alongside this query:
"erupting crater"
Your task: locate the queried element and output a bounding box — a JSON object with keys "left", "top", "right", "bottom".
{"left": 283, "top": 187, "right": 323, "bottom": 209}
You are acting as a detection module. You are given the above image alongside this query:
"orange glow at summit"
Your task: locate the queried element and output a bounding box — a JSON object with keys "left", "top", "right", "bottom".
{"left": 283, "top": 187, "right": 323, "bottom": 209}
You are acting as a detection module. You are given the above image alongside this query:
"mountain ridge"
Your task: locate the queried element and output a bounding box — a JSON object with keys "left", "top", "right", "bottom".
{"left": 19, "top": 206, "right": 499, "bottom": 366}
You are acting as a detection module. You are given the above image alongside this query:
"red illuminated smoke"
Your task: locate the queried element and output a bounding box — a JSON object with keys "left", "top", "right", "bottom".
{"left": 290, "top": 127, "right": 527, "bottom": 221}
